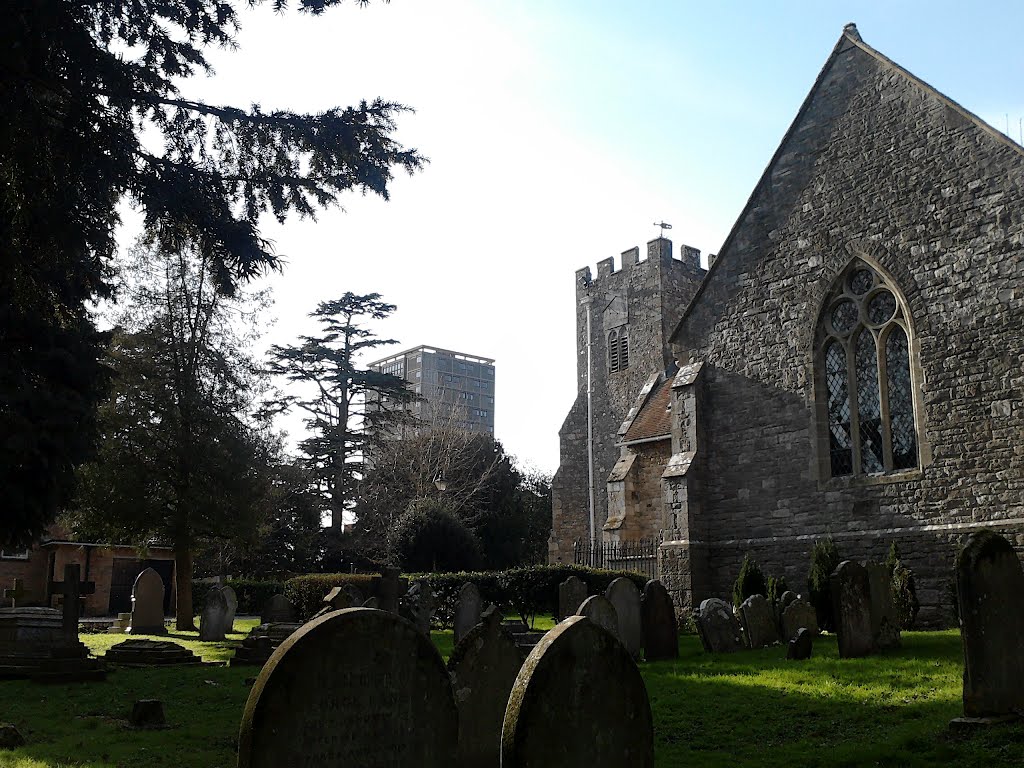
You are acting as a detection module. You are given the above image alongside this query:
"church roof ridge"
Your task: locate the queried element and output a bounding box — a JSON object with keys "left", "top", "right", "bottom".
{"left": 668, "top": 24, "right": 1024, "bottom": 345}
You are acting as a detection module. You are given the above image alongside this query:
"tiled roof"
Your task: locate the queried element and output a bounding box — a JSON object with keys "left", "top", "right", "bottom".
{"left": 623, "top": 378, "right": 672, "bottom": 443}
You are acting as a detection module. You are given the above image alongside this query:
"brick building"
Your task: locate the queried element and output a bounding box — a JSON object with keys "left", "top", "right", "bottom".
{"left": 550, "top": 25, "right": 1024, "bottom": 627}
{"left": 0, "top": 527, "right": 175, "bottom": 617}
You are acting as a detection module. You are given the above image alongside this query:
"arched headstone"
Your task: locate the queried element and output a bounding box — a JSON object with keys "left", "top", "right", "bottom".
{"left": 604, "top": 577, "right": 643, "bottom": 659}
{"left": 558, "top": 576, "right": 587, "bottom": 620}
{"left": 739, "top": 594, "right": 779, "bottom": 649}
{"left": 127, "top": 568, "right": 166, "bottom": 635}
{"left": 238, "top": 608, "right": 457, "bottom": 767}
{"left": 575, "top": 595, "right": 619, "bottom": 641}
{"left": 260, "top": 594, "right": 295, "bottom": 625}
{"left": 641, "top": 579, "right": 678, "bottom": 661}
{"left": 501, "top": 615, "right": 653, "bottom": 767}
{"left": 694, "top": 598, "right": 743, "bottom": 653}
{"left": 221, "top": 586, "right": 238, "bottom": 634}
{"left": 199, "top": 588, "right": 229, "bottom": 641}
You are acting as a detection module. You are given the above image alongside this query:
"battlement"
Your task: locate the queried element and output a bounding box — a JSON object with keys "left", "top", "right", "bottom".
{"left": 576, "top": 237, "right": 706, "bottom": 294}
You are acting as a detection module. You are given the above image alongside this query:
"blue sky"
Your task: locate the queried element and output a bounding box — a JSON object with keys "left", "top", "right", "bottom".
{"left": 157, "top": 1, "right": 1024, "bottom": 474}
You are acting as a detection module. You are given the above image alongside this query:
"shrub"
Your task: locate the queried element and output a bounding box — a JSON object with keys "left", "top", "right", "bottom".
{"left": 766, "top": 575, "right": 788, "bottom": 606}
{"left": 283, "top": 573, "right": 379, "bottom": 621}
{"left": 885, "top": 541, "right": 920, "bottom": 630}
{"left": 807, "top": 537, "right": 840, "bottom": 632}
{"left": 391, "top": 499, "right": 481, "bottom": 573}
{"left": 732, "top": 553, "right": 767, "bottom": 609}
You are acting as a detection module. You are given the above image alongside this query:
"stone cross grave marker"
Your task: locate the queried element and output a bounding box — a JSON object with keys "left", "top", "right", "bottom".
{"left": 781, "top": 597, "right": 819, "bottom": 641}
{"left": 49, "top": 563, "right": 94, "bottom": 641}
{"left": 955, "top": 530, "right": 1024, "bottom": 721}
{"left": 558, "top": 575, "right": 587, "bottom": 620}
{"left": 641, "top": 579, "right": 678, "bottom": 661}
{"left": 605, "top": 577, "right": 643, "bottom": 660}
{"left": 199, "top": 588, "right": 229, "bottom": 641}
{"left": 447, "top": 607, "right": 523, "bottom": 768}
{"left": 127, "top": 568, "right": 166, "bottom": 635}
{"left": 454, "top": 582, "right": 483, "bottom": 645}
{"left": 739, "top": 594, "right": 779, "bottom": 649}
{"left": 695, "top": 598, "right": 744, "bottom": 653}
{"left": 830, "top": 560, "right": 875, "bottom": 658}
{"left": 501, "top": 615, "right": 654, "bottom": 768}
{"left": 4, "top": 580, "right": 27, "bottom": 608}
{"left": 222, "top": 585, "right": 238, "bottom": 633}
{"left": 238, "top": 607, "right": 458, "bottom": 767}
{"left": 260, "top": 594, "right": 295, "bottom": 625}
{"left": 576, "top": 595, "right": 619, "bottom": 641}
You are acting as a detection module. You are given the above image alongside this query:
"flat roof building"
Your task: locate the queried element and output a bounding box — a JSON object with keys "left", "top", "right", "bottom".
{"left": 368, "top": 345, "right": 495, "bottom": 436}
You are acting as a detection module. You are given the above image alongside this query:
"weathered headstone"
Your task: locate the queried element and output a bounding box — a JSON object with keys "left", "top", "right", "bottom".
{"left": 199, "top": 588, "right": 230, "bottom": 641}
{"left": 558, "top": 575, "right": 588, "bottom": 620}
{"left": 377, "top": 566, "right": 404, "bottom": 613}
{"left": 260, "top": 594, "right": 295, "bottom": 625}
{"left": 238, "top": 608, "right": 457, "bottom": 767}
{"left": 641, "top": 579, "right": 678, "bottom": 661}
{"left": 739, "top": 594, "right": 779, "bottom": 649}
{"left": 105, "top": 639, "right": 201, "bottom": 666}
{"left": 501, "top": 615, "right": 654, "bottom": 767}
{"left": 221, "top": 585, "right": 238, "bottom": 634}
{"left": 231, "top": 623, "right": 302, "bottom": 667}
{"left": 4, "top": 580, "right": 27, "bottom": 609}
{"left": 342, "top": 584, "right": 364, "bottom": 606}
{"left": 778, "top": 590, "right": 799, "bottom": 613}
{"left": 781, "top": 597, "right": 819, "bottom": 640}
{"left": 399, "top": 578, "right": 435, "bottom": 636}
{"left": 694, "top": 598, "right": 744, "bottom": 653}
{"left": 605, "top": 577, "right": 643, "bottom": 659}
{"left": 447, "top": 608, "right": 523, "bottom": 768}
{"left": 787, "top": 627, "right": 813, "bottom": 660}
{"left": 454, "top": 582, "right": 483, "bottom": 645}
{"left": 830, "top": 560, "right": 874, "bottom": 658}
{"left": 866, "top": 562, "right": 900, "bottom": 650}
{"left": 576, "top": 595, "right": 619, "bottom": 641}
{"left": 954, "top": 530, "right": 1024, "bottom": 722}
{"left": 126, "top": 568, "right": 166, "bottom": 635}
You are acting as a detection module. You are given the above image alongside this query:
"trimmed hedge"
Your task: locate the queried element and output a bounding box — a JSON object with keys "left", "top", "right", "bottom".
{"left": 416, "top": 564, "right": 649, "bottom": 628}
{"left": 283, "top": 573, "right": 380, "bottom": 621}
{"left": 192, "top": 579, "right": 286, "bottom": 616}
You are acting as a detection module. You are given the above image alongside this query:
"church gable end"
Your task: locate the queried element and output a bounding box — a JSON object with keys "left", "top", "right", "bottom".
{"left": 666, "top": 26, "right": 1024, "bottom": 625}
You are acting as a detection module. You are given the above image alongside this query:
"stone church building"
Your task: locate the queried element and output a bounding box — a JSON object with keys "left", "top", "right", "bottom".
{"left": 549, "top": 25, "right": 1024, "bottom": 627}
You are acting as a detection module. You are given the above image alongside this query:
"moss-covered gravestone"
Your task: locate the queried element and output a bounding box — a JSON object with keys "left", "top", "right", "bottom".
{"left": 237, "top": 608, "right": 457, "bottom": 767}
{"left": 447, "top": 608, "right": 522, "bottom": 768}
{"left": 954, "top": 531, "right": 1024, "bottom": 723}
{"left": 501, "top": 615, "right": 653, "bottom": 768}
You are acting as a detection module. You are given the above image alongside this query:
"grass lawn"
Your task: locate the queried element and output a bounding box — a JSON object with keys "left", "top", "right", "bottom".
{"left": 0, "top": 624, "right": 1021, "bottom": 767}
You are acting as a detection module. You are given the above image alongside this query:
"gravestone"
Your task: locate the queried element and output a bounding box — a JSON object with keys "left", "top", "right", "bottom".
{"left": 126, "top": 568, "right": 166, "bottom": 635}
{"left": 787, "top": 628, "right": 813, "bottom": 660}
{"left": 778, "top": 590, "right": 799, "bottom": 613}
{"left": 105, "top": 639, "right": 201, "bottom": 666}
{"left": 501, "top": 615, "right": 654, "bottom": 768}
{"left": 199, "top": 588, "right": 230, "bottom": 641}
{"left": 399, "top": 578, "right": 434, "bottom": 636}
{"left": 322, "top": 587, "right": 352, "bottom": 612}
{"left": 377, "top": 567, "right": 404, "bottom": 613}
{"left": 342, "top": 584, "right": 364, "bottom": 606}
{"left": 260, "top": 594, "right": 295, "bottom": 625}
{"left": 221, "top": 586, "right": 238, "bottom": 634}
{"left": 739, "top": 594, "right": 779, "bottom": 649}
{"left": 129, "top": 699, "right": 166, "bottom": 728}
{"left": 231, "top": 623, "right": 302, "bottom": 667}
{"left": 954, "top": 530, "right": 1024, "bottom": 721}
{"left": 641, "top": 580, "right": 678, "bottom": 661}
{"left": 50, "top": 563, "right": 95, "bottom": 643}
{"left": 454, "top": 582, "right": 483, "bottom": 645}
{"left": 605, "top": 577, "right": 643, "bottom": 659}
{"left": 361, "top": 596, "right": 379, "bottom": 609}
{"left": 558, "top": 576, "right": 588, "bottom": 620}
{"left": 830, "top": 560, "right": 875, "bottom": 658}
{"left": 447, "top": 608, "right": 523, "bottom": 768}
{"left": 695, "top": 598, "right": 744, "bottom": 653}
{"left": 781, "top": 597, "right": 819, "bottom": 640}
{"left": 866, "top": 562, "right": 901, "bottom": 650}
{"left": 238, "top": 608, "right": 457, "bottom": 767}
{"left": 576, "top": 595, "right": 619, "bottom": 641}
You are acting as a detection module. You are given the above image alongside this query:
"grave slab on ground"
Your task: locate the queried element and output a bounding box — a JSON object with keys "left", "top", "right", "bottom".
{"left": 104, "top": 639, "right": 202, "bottom": 666}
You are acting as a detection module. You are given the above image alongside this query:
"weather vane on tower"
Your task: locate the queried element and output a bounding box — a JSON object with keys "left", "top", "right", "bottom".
{"left": 653, "top": 221, "right": 672, "bottom": 238}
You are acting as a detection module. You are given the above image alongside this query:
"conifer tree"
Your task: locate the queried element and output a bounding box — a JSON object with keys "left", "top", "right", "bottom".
{"left": 1, "top": 0, "right": 422, "bottom": 548}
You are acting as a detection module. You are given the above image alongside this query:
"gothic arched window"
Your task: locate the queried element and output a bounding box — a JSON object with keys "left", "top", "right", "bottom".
{"left": 817, "top": 259, "right": 919, "bottom": 478}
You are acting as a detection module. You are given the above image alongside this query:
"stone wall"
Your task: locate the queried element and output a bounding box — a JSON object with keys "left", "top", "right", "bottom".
{"left": 550, "top": 239, "right": 705, "bottom": 562}
{"left": 669, "top": 29, "right": 1024, "bottom": 627}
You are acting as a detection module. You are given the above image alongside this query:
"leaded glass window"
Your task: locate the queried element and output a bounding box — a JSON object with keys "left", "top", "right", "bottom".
{"left": 817, "top": 259, "right": 919, "bottom": 478}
